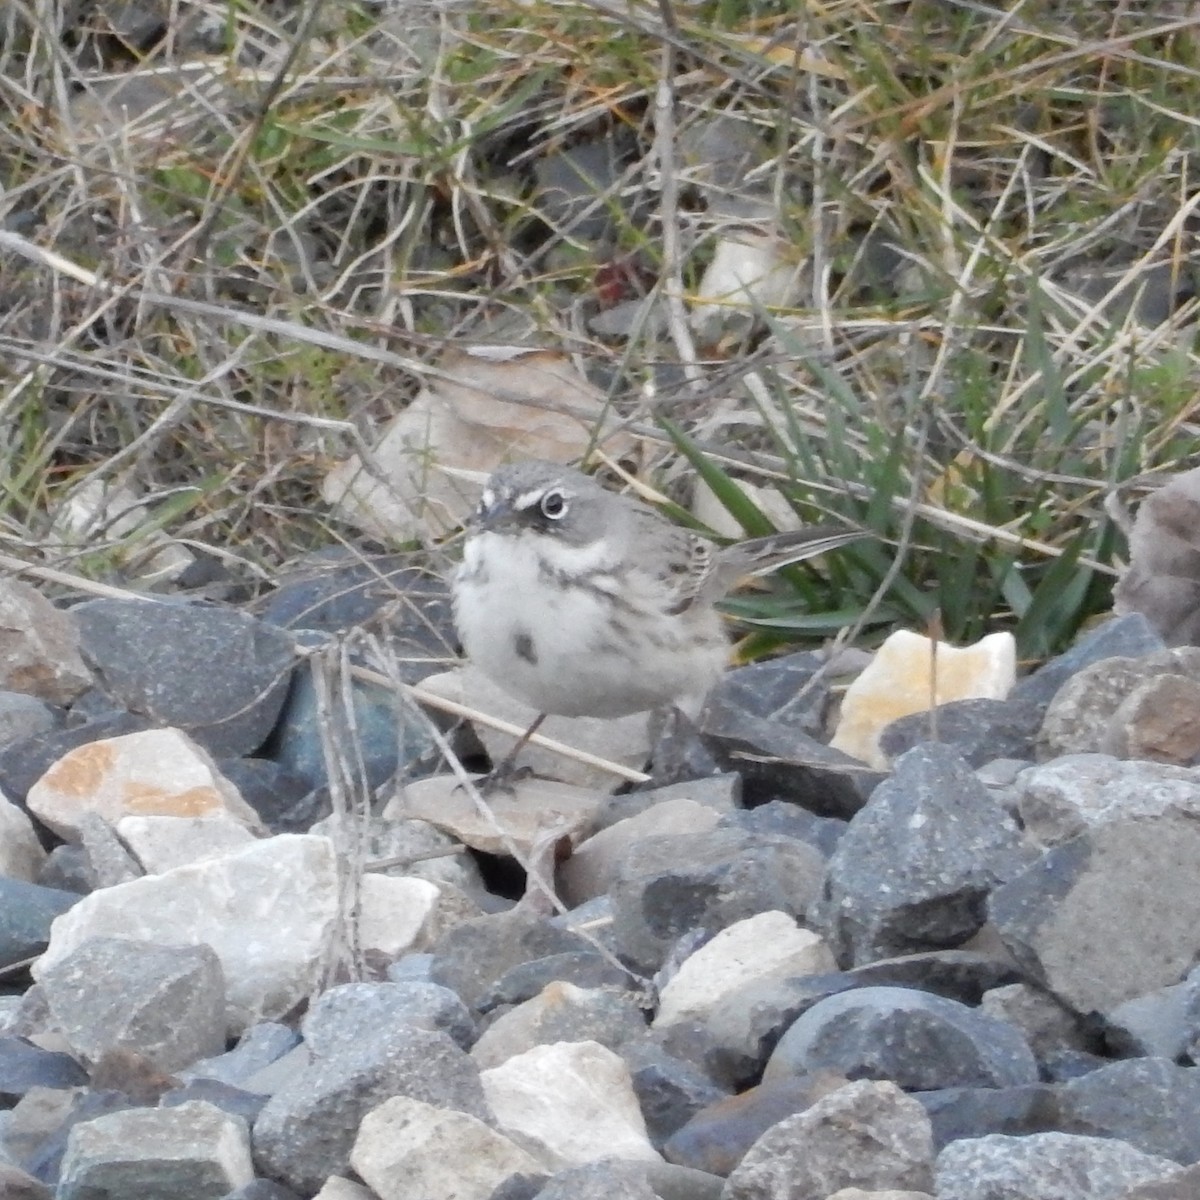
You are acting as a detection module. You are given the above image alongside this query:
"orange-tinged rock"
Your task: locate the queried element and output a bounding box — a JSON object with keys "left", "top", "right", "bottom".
{"left": 26, "top": 727, "right": 263, "bottom": 840}
{"left": 832, "top": 630, "right": 1016, "bottom": 769}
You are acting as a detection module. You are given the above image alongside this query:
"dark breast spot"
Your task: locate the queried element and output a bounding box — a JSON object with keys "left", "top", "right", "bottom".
{"left": 513, "top": 630, "right": 538, "bottom": 666}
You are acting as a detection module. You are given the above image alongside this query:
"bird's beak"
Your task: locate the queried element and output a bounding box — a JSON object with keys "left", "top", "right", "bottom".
{"left": 472, "top": 492, "right": 515, "bottom": 532}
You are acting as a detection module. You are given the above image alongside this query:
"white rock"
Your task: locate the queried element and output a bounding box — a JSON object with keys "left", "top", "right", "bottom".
{"left": 691, "top": 232, "right": 804, "bottom": 339}
{"left": 0, "top": 790, "right": 47, "bottom": 882}
{"left": 313, "top": 1179, "right": 377, "bottom": 1200}
{"left": 351, "top": 1095, "right": 542, "bottom": 1200}
{"left": 27, "top": 727, "right": 263, "bottom": 841}
{"left": 559, "top": 798, "right": 722, "bottom": 907}
{"left": 480, "top": 1040, "right": 661, "bottom": 1171}
{"left": 654, "top": 911, "right": 837, "bottom": 1029}
{"left": 116, "top": 814, "right": 259, "bottom": 874}
{"left": 357, "top": 874, "right": 442, "bottom": 959}
{"left": 832, "top": 630, "right": 1016, "bottom": 769}
{"left": 34, "top": 834, "right": 339, "bottom": 1036}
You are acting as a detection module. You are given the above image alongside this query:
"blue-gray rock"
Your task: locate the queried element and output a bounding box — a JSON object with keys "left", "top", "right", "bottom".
{"left": 269, "top": 666, "right": 439, "bottom": 792}
{"left": 597, "top": 774, "right": 742, "bottom": 830}
{"left": 36, "top": 845, "right": 94, "bottom": 895}
{"left": 0, "top": 693, "right": 62, "bottom": 751}
{"left": 763, "top": 986, "right": 1038, "bottom": 1091}
{"left": 0, "top": 1036, "right": 87, "bottom": 1099}
{"left": 934, "top": 1132, "right": 1183, "bottom": 1200}
{"left": 219, "top": 1181, "right": 301, "bottom": 1200}
{"left": 429, "top": 910, "right": 594, "bottom": 1010}
{"left": 989, "top": 810, "right": 1200, "bottom": 1015}
{"left": 1058, "top": 1058, "right": 1200, "bottom": 1164}
{"left": 180, "top": 1022, "right": 298, "bottom": 1089}
{"left": 846, "top": 949, "right": 1023, "bottom": 1005}
{"left": 915, "top": 1084, "right": 1061, "bottom": 1150}
{"left": 533, "top": 139, "right": 632, "bottom": 242}
{"left": 387, "top": 953, "right": 436, "bottom": 984}
{"left": 703, "top": 653, "right": 830, "bottom": 739}
{"left": 979, "top": 981, "right": 1090, "bottom": 1067}
{"left": 252, "top": 1026, "right": 489, "bottom": 1194}
{"left": 301, "top": 981, "right": 475, "bottom": 1055}
{"left": 609, "top": 826, "right": 826, "bottom": 974}
{"left": 815, "top": 744, "right": 1033, "bottom": 965}
{"left": 695, "top": 676, "right": 880, "bottom": 818}
{"left": 662, "top": 1075, "right": 831, "bottom": 1176}
{"left": 0, "top": 879, "right": 79, "bottom": 969}
{"left": 1099, "top": 979, "right": 1195, "bottom": 1065}
{"left": 23, "top": 1090, "right": 135, "bottom": 1185}
{"left": 529, "top": 1158, "right": 659, "bottom": 1200}
{"left": 214, "top": 759, "right": 326, "bottom": 835}
{"left": 622, "top": 1039, "right": 728, "bottom": 1149}
{"left": 721, "top": 800, "right": 847, "bottom": 859}
{"left": 260, "top": 555, "right": 453, "bottom": 682}
{"left": 161, "top": 1079, "right": 268, "bottom": 1125}
{"left": 74, "top": 598, "right": 296, "bottom": 758}
{"left": 1013, "top": 613, "right": 1166, "bottom": 706}
{"left": 879, "top": 697, "right": 1044, "bottom": 767}
{"left": 478, "top": 950, "right": 634, "bottom": 1013}
{"left": 703, "top": 973, "right": 861, "bottom": 1086}
{"left": 38, "top": 937, "right": 226, "bottom": 1073}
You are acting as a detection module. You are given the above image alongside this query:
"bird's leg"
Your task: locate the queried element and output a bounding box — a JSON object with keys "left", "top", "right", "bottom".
{"left": 477, "top": 712, "right": 547, "bottom": 794}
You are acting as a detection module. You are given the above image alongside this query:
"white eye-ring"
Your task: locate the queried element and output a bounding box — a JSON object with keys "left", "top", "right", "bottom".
{"left": 540, "top": 488, "right": 568, "bottom": 519}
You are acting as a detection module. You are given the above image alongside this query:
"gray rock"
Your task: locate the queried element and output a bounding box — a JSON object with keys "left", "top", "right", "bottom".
{"left": 472, "top": 982, "right": 646, "bottom": 1069}
{"left": 703, "top": 972, "right": 859, "bottom": 1085}
{"left": 533, "top": 1157, "right": 659, "bottom": 1200}
{"left": 1013, "top": 613, "right": 1165, "bottom": 706}
{"left": 1115, "top": 1164, "right": 1200, "bottom": 1199}
{"left": 664, "top": 1075, "right": 840, "bottom": 1176}
{"left": 601, "top": 776, "right": 742, "bottom": 829}
{"left": 533, "top": 140, "right": 631, "bottom": 242}
{"left": 0, "top": 1163, "right": 51, "bottom": 1200}
{"left": 0, "top": 879, "right": 78, "bottom": 970}
{"left": 610, "top": 826, "right": 826, "bottom": 974}
{"left": 75, "top": 814, "right": 143, "bottom": 888}
{"left": 302, "top": 981, "right": 475, "bottom": 1056}
{"left": 763, "top": 986, "right": 1038, "bottom": 1091}
{"left": 74, "top": 598, "right": 296, "bottom": 758}
{"left": 879, "top": 698, "right": 1044, "bottom": 767}
{"left": 478, "top": 950, "right": 634, "bottom": 1013}
{"left": 695, "top": 683, "right": 879, "bottom": 818}
{"left": 57, "top": 1100, "right": 254, "bottom": 1199}
{"left": 160, "top": 1079, "right": 267, "bottom": 1125}
{"left": 815, "top": 745, "right": 1032, "bottom": 965}
{"left": 1015, "top": 754, "right": 1200, "bottom": 847}
{"left": 0, "top": 579, "right": 92, "bottom": 705}
{"left": 38, "top": 936, "right": 225, "bottom": 1072}
{"left": 0, "top": 692, "right": 61, "bottom": 750}
{"left": 722, "top": 1079, "right": 935, "bottom": 1200}
{"left": 214, "top": 758, "right": 325, "bottom": 836}
{"left": 19, "top": 1089, "right": 135, "bottom": 1185}
{"left": 989, "top": 810, "right": 1200, "bottom": 1014}
{"left": 1037, "top": 648, "right": 1200, "bottom": 760}
{"left": 844, "top": 949, "right": 1022, "bottom": 1005}
{"left": 271, "top": 666, "right": 439, "bottom": 793}
{"left": 429, "top": 909, "right": 594, "bottom": 1011}
{"left": 914, "top": 1085, "right": 1061, "bottom": 1150}
{"left": 979, "top": 983, "right": 1089, "bottom": 1064}
{"left": 619, "top": 1039, "right": 728, "bottom": 1148}
{"left": 221, "top": 1182, "right": 301, "bottom": 1200}
{"left": 252, "top": 1026, "right": 489, "bottom": 1194}
{"left": 1105, "top": 979, "right": 1193, "bottom": 1059}
{"left": 1058, "top": 1058, "right": 1200, "bottom": 1164}
{"left": 934, "top": 1132, "right": 1183, "bottom": 1200}
{"left": 721, "top": 801, "right": 848, "bottom": 860}
{"left": 0, "top": 1037, "right": 87, "bottom": 1100}
{"left": 180, "top": 1022, "right": 299, "bottom": 1088}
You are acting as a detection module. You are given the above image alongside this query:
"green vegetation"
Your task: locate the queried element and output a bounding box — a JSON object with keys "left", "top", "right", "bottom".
{"left": 1, "top": 0, "right": 1196, "bottom": 666}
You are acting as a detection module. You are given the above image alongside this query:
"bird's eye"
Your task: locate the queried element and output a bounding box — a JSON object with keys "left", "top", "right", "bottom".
{"left": 539, "top": 489, "right": 568, "bottom": 519}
